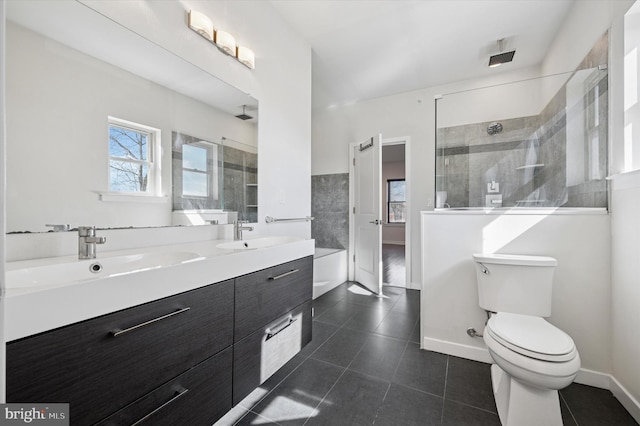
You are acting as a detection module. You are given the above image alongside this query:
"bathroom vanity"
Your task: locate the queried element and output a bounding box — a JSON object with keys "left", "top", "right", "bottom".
{"left": 4, "top": 238, "right": 313, "bottom": 426}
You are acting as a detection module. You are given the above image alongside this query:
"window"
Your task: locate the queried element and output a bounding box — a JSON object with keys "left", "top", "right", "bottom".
{"left": 387, "top": 179, "right": 406, "bottom": 223}
{"left": 108, "top": 117, "right": 160, "bottom": 194}
{"left": 171, "top": 131, "right": 221, "bottom": 210}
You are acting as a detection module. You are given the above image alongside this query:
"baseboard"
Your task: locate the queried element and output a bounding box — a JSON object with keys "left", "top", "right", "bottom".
{"left": 610, "top": 375, "right": 640, "bottom": 424}
{"left": 574, "top": 368, "right": 611, "bottom": 389}
{"left": 422, "top": 336, "right": 493, "bottom": 363}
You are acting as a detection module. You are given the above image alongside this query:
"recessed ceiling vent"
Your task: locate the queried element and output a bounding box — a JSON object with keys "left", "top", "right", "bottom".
{"left": 489, "top": 38, "right": 515, "bottom": 68}
{"left": 235, "top": 105, "right": 253, "bottom": 120}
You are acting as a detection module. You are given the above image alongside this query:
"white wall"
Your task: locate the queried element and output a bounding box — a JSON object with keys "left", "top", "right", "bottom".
{"left": 0, "top": 0, "right": 7, "bottom": 403}
{"left": 610, "top": 173, "right": 640, "bottom": 420}
{"left": 421, "top": 211, "right": 612, "bottom": 386}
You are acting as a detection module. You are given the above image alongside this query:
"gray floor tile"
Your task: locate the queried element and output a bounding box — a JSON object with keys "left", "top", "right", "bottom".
{"left": 348, "top": 334, "right": 406, "bottom": 381}
{"left": 305, "top": 370, "right": 389, "bottom": 426}
{"left": 313, "top": 300, "right": 365, "bottom": 327}
{"left": 393, "top": 343, "right": 448, "bottom": 396}
{"left": 342, "top": 305, "right": 389, "bottom": 333}
{"left": 374, "top": 383, "right": 443, "bottom": 426}
{"left": 445, "top": 356, "right": 497, "bottom": 412}
{"left": 560, "top": 383, "right": 638, "bottom": 426}
{"left": 248, "top": 358, "right": 344, "bottom": 425}
{"left": 298, "top": 321, "right": 339, "bottom": 358}
{"left": 442, "top": 400, "right": 501, "bottom": 426}
{"left": 310, "top": 327, "right": 369, "bottom": 367}
{"left": 374, "top": 311, "right": 418, "bottom": 340}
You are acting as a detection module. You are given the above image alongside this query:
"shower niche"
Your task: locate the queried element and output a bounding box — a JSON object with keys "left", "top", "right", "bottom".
{"left": 435, "top": 34, "right": 609, "bottom": 210}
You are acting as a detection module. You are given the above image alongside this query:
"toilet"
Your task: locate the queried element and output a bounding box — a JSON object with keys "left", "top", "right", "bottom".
{"left": 472, "top": 253, "right": 580, "bottom": 426}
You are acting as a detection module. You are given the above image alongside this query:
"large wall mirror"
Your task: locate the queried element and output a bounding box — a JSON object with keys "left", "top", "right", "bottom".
{"left": 5, "top": 1, "right": 258, "bottom": 233}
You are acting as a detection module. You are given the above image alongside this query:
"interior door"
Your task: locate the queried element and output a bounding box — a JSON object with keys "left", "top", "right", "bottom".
{"left": 354, "top": 134, "right": 383, "bottom": 295}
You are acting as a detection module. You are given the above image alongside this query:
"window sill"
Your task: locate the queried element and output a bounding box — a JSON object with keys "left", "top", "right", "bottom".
{"left": 99, "top": 192, "right": 169, "bottom": 204}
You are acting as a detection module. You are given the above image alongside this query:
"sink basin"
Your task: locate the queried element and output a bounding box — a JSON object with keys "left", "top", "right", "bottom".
{"left": 6, "top": 251, "right": 203, "bottom": 290}
{"left": 216, "top": 236, "right": 302, "bottom": 250}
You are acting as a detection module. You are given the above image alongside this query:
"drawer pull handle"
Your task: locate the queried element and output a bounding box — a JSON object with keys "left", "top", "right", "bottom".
{"left": 110, "top": 307, "right": 191, "bottom": 337}
{"left": 130, "top": 387, "right": 189, "bottom": 426}
{"left": 268, "top": 269, "right": 299, "bottom": 281}
{"left": 265, "top": 314, "right": 296, "bottom": 340}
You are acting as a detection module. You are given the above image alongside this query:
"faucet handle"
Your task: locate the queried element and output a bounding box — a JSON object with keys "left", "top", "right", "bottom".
{"left": 78, "top": 226, "right": 96, "bottom": 236}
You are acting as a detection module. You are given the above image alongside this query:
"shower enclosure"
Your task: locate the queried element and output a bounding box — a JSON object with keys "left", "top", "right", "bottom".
{"left": 435, "top": 65, "right": 608, "bottom": 209}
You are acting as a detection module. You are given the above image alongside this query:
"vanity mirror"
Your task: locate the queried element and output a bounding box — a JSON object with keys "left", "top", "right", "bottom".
{"left": 5, "top": 0, "right": 258, "bottom": 233}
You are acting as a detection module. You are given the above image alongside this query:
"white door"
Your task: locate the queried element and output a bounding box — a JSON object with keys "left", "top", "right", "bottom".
{"left": 354, "top": 134, "right": 383, "bottom": 295}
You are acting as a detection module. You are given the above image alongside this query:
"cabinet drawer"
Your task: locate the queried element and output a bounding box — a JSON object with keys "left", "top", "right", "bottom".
{"left": 97, "top": 347, "right": 232, "bottom": 426}
{"left": 7, "top": 279, "right": 234, "bottom": 426}
{"left": 235, "top": 256, "right": 312, "bottom": 341}
{"left": 233, "top": 300, "right": 312, "bottom": 405}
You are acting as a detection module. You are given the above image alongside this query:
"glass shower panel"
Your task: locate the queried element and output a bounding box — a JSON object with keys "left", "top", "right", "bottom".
{"left": 435, "top": 66, "right": 608, "bottom": 209}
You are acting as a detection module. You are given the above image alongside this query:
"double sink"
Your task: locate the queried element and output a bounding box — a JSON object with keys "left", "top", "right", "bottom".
{"left": 6, "top": 236, "right": 303, "bottom": 291}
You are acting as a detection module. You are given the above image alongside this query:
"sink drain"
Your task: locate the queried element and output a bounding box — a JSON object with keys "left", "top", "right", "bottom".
{"left": 89, "top": 262, "right": 103, "bottom": 273}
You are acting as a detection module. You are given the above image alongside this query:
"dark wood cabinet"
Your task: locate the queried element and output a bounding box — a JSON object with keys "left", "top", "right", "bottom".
{"left": 96, "top": 347, "right": 233, "bottom": 426}
{"left": 7, "top": 279, "right": 234, "bottom": 426}
{"left": 6, "top": 256, "right": 313, "bottom": 425}
{"left": 235, "top": 256, "right": 313, "bottom": 341}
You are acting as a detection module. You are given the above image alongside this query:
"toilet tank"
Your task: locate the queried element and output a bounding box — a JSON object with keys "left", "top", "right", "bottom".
{"left": 472, "top": 253, "right": 558, "bottom": 317}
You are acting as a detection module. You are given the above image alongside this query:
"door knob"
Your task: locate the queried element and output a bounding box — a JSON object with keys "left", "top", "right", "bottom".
{"left": 369, "top": 219, "right": 382, "bottom": 225}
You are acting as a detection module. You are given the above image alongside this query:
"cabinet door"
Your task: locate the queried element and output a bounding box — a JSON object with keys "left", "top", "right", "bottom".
{"left": 6, "top": 279, "right": 234, "bottom": 426}
{"left": 233, "top": 300, "right": 312, "bottom": 405}
{"left": 96, "top": 347, "right": 232, "bottom": 426}
{"left": 235, "top": 256, "right": 313, "bottom": 341}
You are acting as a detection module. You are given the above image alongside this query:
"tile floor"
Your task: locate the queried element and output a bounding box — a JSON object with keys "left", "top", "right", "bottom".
{"left": 215, "top": 282, "right": 637, "bottom": 426}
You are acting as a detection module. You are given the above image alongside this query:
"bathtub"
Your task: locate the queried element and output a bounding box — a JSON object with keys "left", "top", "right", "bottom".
{"left": 313, "top": 248, "right": 348, "bottom": 299}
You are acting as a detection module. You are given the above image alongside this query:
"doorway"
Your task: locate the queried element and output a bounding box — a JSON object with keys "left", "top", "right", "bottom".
{"left": 348, "top": 136, "right": 411, "bottom": 290}
{"left": 382, "top": 141, "right": 407, "bottom": 287}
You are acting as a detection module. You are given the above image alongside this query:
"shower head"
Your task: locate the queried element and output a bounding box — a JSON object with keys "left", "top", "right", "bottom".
{"left": 489, "top": 50, "right": 515, "bottom": 67}
{"left": 489, "top": 38, "right": 515, "bottom": 67}
{"left": 235, "top": 105, "right": 253, "bottom": 120}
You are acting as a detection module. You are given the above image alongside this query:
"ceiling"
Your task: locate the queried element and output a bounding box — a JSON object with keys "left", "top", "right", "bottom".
{"left": 270, "top": 0, "right": 575, "bottom": 109}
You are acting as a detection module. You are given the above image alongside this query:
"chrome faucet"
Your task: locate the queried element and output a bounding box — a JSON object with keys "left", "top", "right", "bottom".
{"left": 234, "top": 220, "right": 254, "bottom": 240}
{"left": 78, "top": 226, "right": 106, "bottom": 259}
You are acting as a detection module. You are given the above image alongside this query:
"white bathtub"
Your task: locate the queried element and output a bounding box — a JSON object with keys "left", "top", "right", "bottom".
{"left": 313, "top": 248, "right": 348, "bottom": 299}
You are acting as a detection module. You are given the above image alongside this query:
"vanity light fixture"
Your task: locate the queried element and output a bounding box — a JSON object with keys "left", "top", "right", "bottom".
{"left": 236, "top": 46, "right": 256, "bottom": 69}
{"left": 215, "top": 30, "right": 236, "bottom": 56}
{"left": 188, "top": 10, "right": 214, "bottom": 41}
{"left": 187, "top": 10, "right": 255, "bottom": 69}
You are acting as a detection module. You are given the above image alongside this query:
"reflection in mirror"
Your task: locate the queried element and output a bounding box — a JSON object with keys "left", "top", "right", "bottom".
{"left": 5, "top": 1, "right": 258, "bottom": 233}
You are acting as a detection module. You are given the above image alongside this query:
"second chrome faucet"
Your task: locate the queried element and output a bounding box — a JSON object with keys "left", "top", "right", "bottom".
{"left": 234, "top": 220, "right": 254, "bottom": 241}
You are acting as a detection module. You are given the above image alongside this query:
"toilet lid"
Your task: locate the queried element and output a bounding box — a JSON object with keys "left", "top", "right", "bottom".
{"left": 487, "top": 313, "right": 577, "bottom": 362}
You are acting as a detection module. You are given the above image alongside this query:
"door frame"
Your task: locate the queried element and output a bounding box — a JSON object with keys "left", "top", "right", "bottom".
{"left": 349, "top": 136, "right": 412, "bottom": 288}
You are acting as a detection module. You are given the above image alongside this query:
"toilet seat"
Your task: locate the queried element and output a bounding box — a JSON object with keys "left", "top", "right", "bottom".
{"left": 487, "top": 313, "right": 577, "bottom": 362}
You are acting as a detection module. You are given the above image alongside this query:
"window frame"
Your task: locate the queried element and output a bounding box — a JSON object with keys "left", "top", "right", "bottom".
{"left": 107, "top": 116, "right": 161, "bottom": 196}
{"left": 387, "top": 178, "right": 406, "bottom": 224}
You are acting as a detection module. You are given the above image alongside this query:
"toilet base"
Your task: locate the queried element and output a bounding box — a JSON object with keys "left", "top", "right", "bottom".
{"left": 491, "top": 364, "right": 563, "bottom": 426}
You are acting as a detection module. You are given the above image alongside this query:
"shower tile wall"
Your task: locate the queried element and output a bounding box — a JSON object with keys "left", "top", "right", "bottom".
{"left": 436, "top": 32, "right": 608, "bottom": 209}
{"left": 312, "top": 173, "right": 349, "bottom": 249}
{"left": 223, "top": 146, "right": 258, "bottom": 223}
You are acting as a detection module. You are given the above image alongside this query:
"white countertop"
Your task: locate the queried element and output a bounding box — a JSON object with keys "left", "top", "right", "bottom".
{"left": 5, "top": 237, "right": 315, "bottom": 341}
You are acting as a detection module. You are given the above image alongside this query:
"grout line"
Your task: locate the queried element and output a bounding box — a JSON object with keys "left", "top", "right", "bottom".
{"left": 441, "top": 355, "right": 450, "bottom": 424}
{"left": 559, "top": 390, "right": 580, "bottom": 426}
